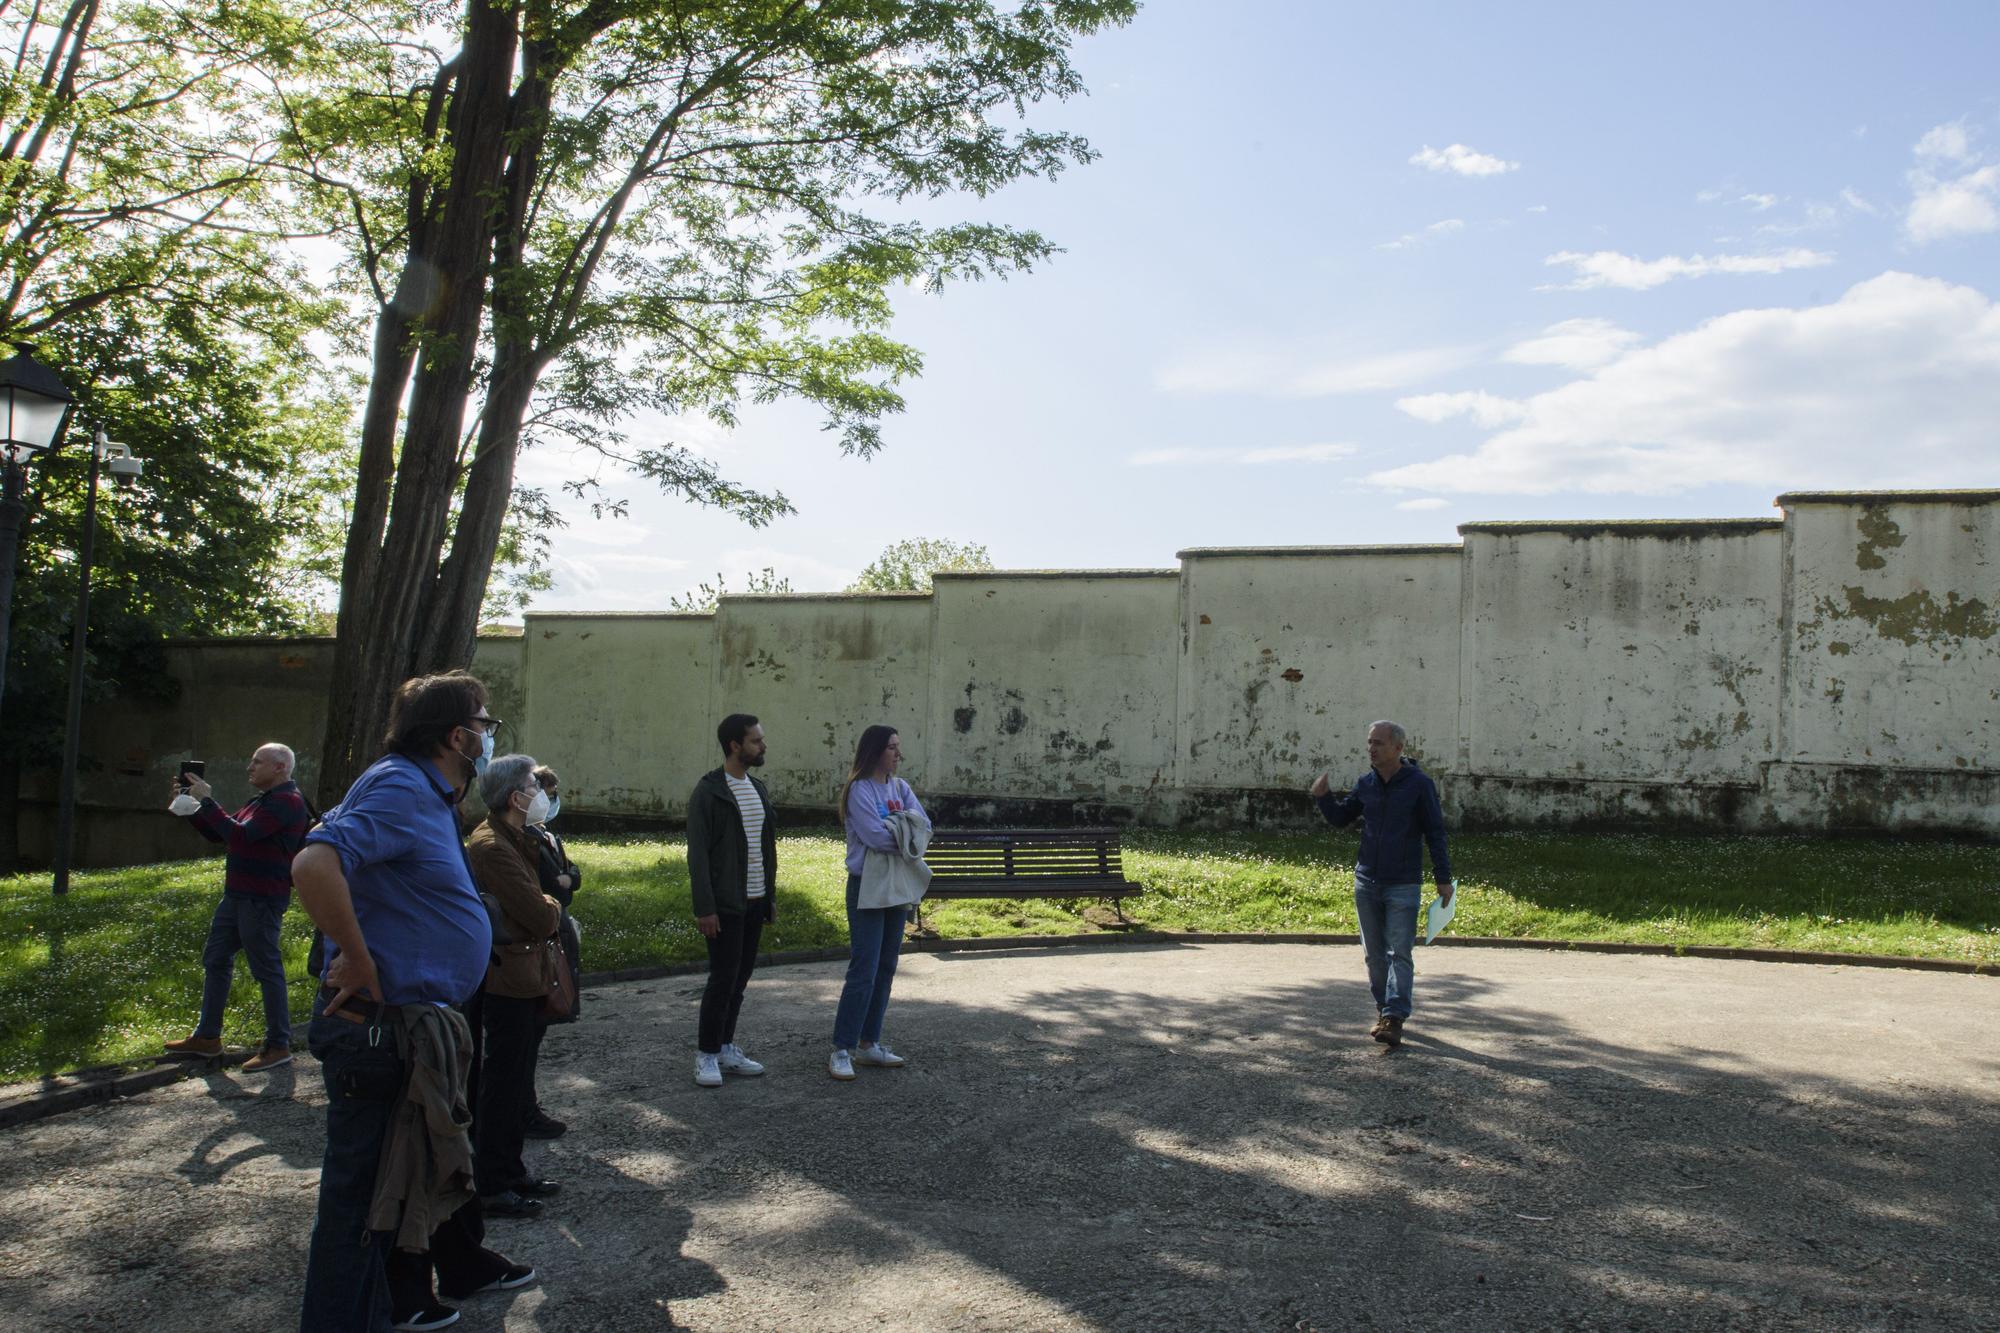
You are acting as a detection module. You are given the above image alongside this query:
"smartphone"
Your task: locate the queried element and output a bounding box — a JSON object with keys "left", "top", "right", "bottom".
{"left": 178, "top": 759, "right": 205, "bottom": 790}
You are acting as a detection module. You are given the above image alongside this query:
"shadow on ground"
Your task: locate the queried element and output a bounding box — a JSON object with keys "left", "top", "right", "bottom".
{"left": 0, "top": 945, "right": 1994, "bottom": 1330}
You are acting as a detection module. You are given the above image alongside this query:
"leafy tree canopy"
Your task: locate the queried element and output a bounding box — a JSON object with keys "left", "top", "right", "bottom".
{"left": 848, "top": 537, "right": 992, "bottom": 592}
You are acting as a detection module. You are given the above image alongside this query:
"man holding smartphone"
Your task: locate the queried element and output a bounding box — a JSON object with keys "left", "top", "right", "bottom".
{"left": 164, "top": 743, "right": 312, "bottom": 1070}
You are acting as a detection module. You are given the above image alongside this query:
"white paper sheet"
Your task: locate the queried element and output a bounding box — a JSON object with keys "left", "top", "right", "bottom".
{"left": 1424, "top": 883, "right": 1457, "bottom": 944}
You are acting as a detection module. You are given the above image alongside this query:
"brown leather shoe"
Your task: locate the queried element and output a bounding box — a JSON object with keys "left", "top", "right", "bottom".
{"left": 1370, "top": 1014, "right": 1392, "bottom": 1043}
{"left": 1382, "top": 1016, "right": 1405, "bottom": 1049}
{"left": 243, "top": 1044, "right": 293, "bottom": 1072}
{"left": 163, "top": 1035, "right": 222, "bottom": 1058}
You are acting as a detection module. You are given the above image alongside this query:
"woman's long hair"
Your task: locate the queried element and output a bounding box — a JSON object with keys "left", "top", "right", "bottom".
{"left": 838, "top": 725, "right": 899, "bottom": 824}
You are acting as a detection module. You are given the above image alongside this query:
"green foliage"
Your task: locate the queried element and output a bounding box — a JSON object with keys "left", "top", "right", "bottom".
{"left": 7, "top": 829, "right": 1997, "bottom": 1077}
{"left": 280, "top": 0, "right": 1140, "bottom": 614}
{"left": 666, "top": 566, "right": 794, "bottom": 613}
{"left": 848, "top": 537, "right": 993, "bottom": 592}
{"left": 0, "top": 0, "right": 355, "bottom": 764}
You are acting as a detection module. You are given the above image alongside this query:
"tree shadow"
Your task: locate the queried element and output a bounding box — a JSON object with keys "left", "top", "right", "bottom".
{"left": 611, "top": 951, "right": 2000, "bottom": 1327}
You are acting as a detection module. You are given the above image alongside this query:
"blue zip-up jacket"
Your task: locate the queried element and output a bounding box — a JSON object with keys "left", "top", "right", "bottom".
{"left": 1315, "top": 758, "right": 1453, "bottom": 887}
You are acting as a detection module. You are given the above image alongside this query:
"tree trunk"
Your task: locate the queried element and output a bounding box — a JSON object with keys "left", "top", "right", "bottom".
{"left": 414, "top": 40, "right": 557, "bottom": 674}
{"left": 314, "top": 0, "right": 522, "bottom": 807}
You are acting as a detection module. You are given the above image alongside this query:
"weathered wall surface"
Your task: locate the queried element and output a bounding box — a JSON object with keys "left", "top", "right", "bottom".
{"left": 713, "top": 595, "right": 933, "bottom": 808}
{"left": 13, "top": 635, "right": 522, "bottom": 868}
{"left": 17, "top": 490, "right": 2000, "bottom": 865}
{"left": 926, "top": 573, "right": 1181, "bottom": 812}
{"left": 516, "top": 615, "right": 712, "bottom": 817}
{"left": 1775, "top": 492, "right": 2000, "bottom": 830}
{"left": 1459, "top": 521, "right": 1785, "bottom": 787}
{"left": 1176, "top": 547, "right": 1462, "bottom": 806}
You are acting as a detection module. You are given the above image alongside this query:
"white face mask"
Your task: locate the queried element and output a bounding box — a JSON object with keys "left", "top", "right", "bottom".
{"left": 169, "top": 793, "right": 202, "bottom": 817}
{"left": 523, "top": 789, "right": 551, "bottom": 825}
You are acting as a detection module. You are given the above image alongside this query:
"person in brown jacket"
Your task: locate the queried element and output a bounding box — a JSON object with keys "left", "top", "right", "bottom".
{"left": 464, "top": 754, "right": 564, "bottom": 1219}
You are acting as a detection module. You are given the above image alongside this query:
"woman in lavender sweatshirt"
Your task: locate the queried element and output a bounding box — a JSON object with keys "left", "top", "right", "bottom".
{"left": 830, "top": 724, "right": 924, "bottom": 1081}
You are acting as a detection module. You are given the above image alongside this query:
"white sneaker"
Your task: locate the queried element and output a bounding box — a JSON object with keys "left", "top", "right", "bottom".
{"left": 829, "top": 1049, "right": 856, "bottom": 1081}
{"left": 718, "top": 1043, "right": 765, "bottom": 1076}
{"left": 694, "top": 1052, "right": 722, "bottom": 1088}
{"left": 852, "top": 1043, "right": 906, "bottom": 1068}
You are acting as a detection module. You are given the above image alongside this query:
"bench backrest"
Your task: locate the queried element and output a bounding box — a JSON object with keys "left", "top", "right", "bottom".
{"left": 927, "top": 827, "right": 1124, "bottom": 881}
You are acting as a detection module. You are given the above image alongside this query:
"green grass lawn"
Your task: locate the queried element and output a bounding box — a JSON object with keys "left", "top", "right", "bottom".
{"left": 2, "top": 827, "right": 1995, "bottom": 1080}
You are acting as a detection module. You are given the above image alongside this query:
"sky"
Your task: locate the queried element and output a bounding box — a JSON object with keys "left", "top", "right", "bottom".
{"left": 519, "top": 0, "right": 2000, "bottom": 613}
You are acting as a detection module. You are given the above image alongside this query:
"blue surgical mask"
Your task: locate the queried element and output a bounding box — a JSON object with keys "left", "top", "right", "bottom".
{"left": 475, "top": 729, "right": 494, "bottom": 774}
{"left": 545, "top": 797, "right": 560, "bottom": 824}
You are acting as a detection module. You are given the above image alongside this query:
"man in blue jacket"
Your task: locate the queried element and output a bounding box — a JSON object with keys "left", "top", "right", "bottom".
{"left": 1311, "top": 720, "right": 1454, "bottom": 1049}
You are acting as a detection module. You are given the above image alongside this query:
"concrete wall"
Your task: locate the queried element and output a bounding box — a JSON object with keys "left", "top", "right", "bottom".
{"left": 1176, "top": 547, "right": 1462, "bottom": 815}
{"left": 516, "top": 614, "right": 714, "bottom": 817}
{"left": 1451, "top": 521, "right": 1788, "bottom": 827}
{"left": 1774, "top": 491, "right": 2000, "bottom": 831}
{"left": 926, "top": 572, "right": 1181, "bottom": 814}
{"left": 13, "top": 635, "right": 522, "bottom": 868}
{"left": 17, "top": 489, "right": 2000, "bottom": 864}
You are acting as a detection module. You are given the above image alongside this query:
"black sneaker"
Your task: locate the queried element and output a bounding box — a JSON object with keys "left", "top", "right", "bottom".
{"left": 443, "top": 1264, "right": 537, "bottom": 1299}
{"left": 522, "top": 1110, "right": 568, "bottom": 1140}
{"left": 478, "top": 1190, "right": 545, "bottom": 1219}
{"left": 512, "top": 1177, "right": 562, "bottom": 1197}
{"left": 391, "top": 1306, "right": 460, "bottom": 1331}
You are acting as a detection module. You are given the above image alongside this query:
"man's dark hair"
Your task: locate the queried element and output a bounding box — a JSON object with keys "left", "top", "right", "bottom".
{"left": 717, "top": 713, "right": 759, "bottom": 757}
{"left": 384, "top": 671, "right": 489, "bottom": 758}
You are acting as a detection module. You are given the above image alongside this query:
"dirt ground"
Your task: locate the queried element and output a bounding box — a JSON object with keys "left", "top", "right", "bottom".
{"left": 1, "top": 941, "right": 1996, "bottom": 1331}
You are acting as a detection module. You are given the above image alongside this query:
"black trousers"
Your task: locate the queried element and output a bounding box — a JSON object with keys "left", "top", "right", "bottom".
{"left": 467, "top": 991, "right": 541, "bottom": 1196}
{"left": 697, "top": 910, "right": 764, "bottom": 1054}
{"left": 385, "top": 1199, "right": 505, "bottom": 1313}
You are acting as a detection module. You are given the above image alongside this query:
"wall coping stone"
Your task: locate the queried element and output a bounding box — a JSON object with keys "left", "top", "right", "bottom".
{"left": 1457, "top": 518, "right": 1783, "bottom": 539}
{"left": 1775, "top": 488, "right": 2000, "bottom": 505}
{"left": 931, "top": 568, "right": 1179, "bottom": 580}
{"left": 1176, "top": 543, "right": 1461, "bottom": 559}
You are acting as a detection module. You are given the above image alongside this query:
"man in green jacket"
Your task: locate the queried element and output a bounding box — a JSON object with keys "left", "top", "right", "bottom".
{"left": 686, "top": 713, "right": 778, "bottom": 1088}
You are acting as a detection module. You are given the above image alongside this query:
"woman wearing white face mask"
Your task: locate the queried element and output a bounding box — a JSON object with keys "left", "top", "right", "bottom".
{"left": 520, "top": 765, "right": 582, "bottom": 1140}
{"left": 463, "top": 755, "right": 565, "bottom": 1218}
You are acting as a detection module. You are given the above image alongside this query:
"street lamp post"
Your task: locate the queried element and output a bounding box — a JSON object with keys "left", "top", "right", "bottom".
{"left": 0, "top": 350, "right": 78, "bottom": 737}
{"left": 51, "top": 431, "right": 143, "bottom": 895}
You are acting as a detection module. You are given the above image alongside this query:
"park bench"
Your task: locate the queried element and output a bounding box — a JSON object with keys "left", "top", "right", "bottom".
{"left": 918, "top": 826, "right": 1142, "bottom": 925}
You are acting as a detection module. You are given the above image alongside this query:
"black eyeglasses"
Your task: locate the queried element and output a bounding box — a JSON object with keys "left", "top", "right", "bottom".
{"left": 468, "top": 715, "right": 504, "bottom": 735}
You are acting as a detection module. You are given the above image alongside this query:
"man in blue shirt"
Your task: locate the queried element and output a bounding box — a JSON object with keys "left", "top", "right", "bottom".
{"left": 293, "top": 671, "right": 532, "bottom": 1332}
{"left": 1312, "top": 720, "right": 1455, "bottom": 1049}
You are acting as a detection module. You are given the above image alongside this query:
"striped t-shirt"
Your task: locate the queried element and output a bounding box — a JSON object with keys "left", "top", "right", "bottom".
{"left": 725, "top": 773, "right": 767, "bottom": 899}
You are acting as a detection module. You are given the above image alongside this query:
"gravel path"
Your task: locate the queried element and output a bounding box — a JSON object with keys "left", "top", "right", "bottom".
{"left": 2, "top": 942, "right": 1996, "bottom": 1331}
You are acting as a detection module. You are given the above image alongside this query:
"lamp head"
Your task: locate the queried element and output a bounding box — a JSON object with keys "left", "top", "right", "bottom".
{"left": 0, "top": 349, "right": 75, "bottom": 460}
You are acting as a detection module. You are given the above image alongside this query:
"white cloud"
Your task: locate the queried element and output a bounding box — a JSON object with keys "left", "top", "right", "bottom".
{"left": 1525, "top": 204, "right": 1549, "bottom": 214}
{"left": 1129, "top": 442, "right": 1356, "bottom": 467}
{"left": 1154, "top": 342, "right": 1475, "bottom": 398}
{"left": 1840, "top": 187, "right": 1880, "bottom": 217}
{"left": 1395, "top": 391, "right": 1529, "bottom": 428}
{"left": 1915, "top": 120, "right": 1974, "bottom": 164}
{"left": 1905, "top": 119, "right": 2000, "bottom": 244}
{"left": 1502, "top": 318, "right": 1643, "bottom": 371}
{"left": 1241, "top": 443, "right": 1358, "bottom": 464}
{"left": 1410, "top": 143, "right": 1518, "bottom": 177}
{"left": 1542, "top": 247, "right": 1834, "bottom": 291}
{"left": 1395, "top": 497, "right": 1451, "bottom": 511}
{"left": 1368, "top": 271, "right": 2000, "bottom": 495}
{"left": 1379, "top": 218, "right": 1466, "bottom": 250}
{"left": 1740, "top": 192, "right": 1779, "bottom": 212}
{"left": 1907, "top": 165, "right": 2000, "bottom": 243}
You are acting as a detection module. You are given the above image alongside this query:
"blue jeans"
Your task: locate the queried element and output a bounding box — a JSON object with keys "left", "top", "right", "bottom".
{"left": 300, "top": 1002, "right": 399, "bottom": 1331}
{"left": 1354, "top": 877, "right": 1421, "bottom": 1020}
{"left": 833, "top": 874, "right": 907, "bottom": 1050}
{"left": 300, "top": 997, "right": 503, "bottom": 1330}
{"left": 194, "top": 893, "right": 291, "bottom": 1047}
